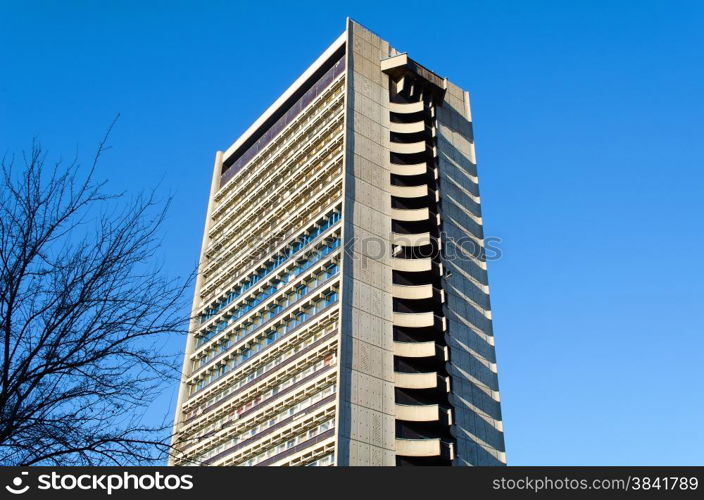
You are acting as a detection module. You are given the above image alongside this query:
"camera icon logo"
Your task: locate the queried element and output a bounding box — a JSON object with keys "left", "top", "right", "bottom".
{"left": 5, "top": 471, "right": 30, "bottom": 495}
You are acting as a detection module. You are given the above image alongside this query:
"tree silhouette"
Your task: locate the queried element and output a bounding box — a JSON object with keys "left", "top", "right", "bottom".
{"left": 0, "top": 131, "right": 191, "bottom": 465}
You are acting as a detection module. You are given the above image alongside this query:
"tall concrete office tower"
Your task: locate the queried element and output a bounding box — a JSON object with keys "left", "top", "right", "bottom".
{"left": 171, "top": 19, "right": 505, "bottom": 466}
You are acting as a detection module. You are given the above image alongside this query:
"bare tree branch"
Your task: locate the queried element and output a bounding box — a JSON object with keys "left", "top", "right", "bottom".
{"left": 0, "top": 131, "right": 192, "bottom": 465}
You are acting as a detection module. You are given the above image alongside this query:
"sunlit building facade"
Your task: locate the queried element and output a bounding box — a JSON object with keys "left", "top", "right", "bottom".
{"left": 171, "top": 19, "right": 505, "bottom": 466}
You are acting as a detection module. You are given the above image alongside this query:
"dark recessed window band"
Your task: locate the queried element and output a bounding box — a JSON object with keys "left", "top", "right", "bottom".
{"left": 220, "top": 52, "right": 346, "bottom": 188}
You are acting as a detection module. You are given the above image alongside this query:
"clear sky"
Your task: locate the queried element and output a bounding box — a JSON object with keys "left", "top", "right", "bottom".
{"left": 1, "top": 1, "right": 703, "bottom": 465}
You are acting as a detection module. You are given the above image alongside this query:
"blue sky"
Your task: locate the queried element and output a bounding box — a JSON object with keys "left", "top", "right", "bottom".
{"left": 1, "top": 1, "right": 703, "bottom": 465}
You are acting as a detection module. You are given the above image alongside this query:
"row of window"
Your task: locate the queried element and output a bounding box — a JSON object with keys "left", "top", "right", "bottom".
{"left": 214, "top": 141, "right": 344, "bottom": 254}
{"left": 194, "top": 272, "right": 339, "bottom": 372}
{"left": 183, "top": 321, "right": 338, "bottom": 424}
{"left": 197, "top": 264, "right": 338, "bottom": 352}
{"left": 211, "top": 139, "right": 343, "bottom": 248}
{"left": 203, "top": 150, "right": 343, "bottom": 296}
{"left": 182, "top": 357, "right": 337, "bottom": 464}
{"left": 193, "top": 284, "right": 337, "bottom": 371}
{"left": 197, "top": 256, "right": 340, "bottom": 353}
{"left": 238, "top": 417, "right": 336, "bottom": 466}
{"left": 208, "top": 113, "right": 343, "bottom": 255}
{"left": 191, "top": 284, "right": 339, "bottom": 391}
{"left": 305, "top": 453, "right": 335, "bottom": 467}
{"left": 199, "top": 211, "right": 341, "bottom": 327}
{"left": 218, "top": 61, "right": 345, "bottom": 193}
{"left": 189, "top": 382, "right": 336, "bottom": 462}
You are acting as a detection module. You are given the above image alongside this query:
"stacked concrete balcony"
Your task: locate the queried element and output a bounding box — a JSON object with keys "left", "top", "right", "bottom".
{"left": 382, "top": 54, "right": 456, "bottom": 465}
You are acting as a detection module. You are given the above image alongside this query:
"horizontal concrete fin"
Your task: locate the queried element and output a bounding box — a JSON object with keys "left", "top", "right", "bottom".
{"left": 394, "top": 371, "right": 438, "bottom": 389}
{"left": 395, "top": 438, "right": 441, "bottom": 457}
{"left": 392, "top": 284, "right": 433, "bottom": 299}
{"left": 391, "top": 231, "right": 431, "bottom": 247}
{"left": 391, "top": 257, "right": 432, "bottom": 272}
{"left": 389, "top": 101, "right": 424, "bottom": 114}
{"left": 389, "top": 184, "right": 428, "bottom": 198}
{"left": 389, "top": 162, "right": 427, "bottom": 176}
{"left": 390, "top": 207, "right": 429, "bottom": 222}
{"left": 393, "top": 340, "right": 436, "bottom": 358}
{"left": 395, "top": 403, "right": 440, "bottom": 422}
{"left": 389, "top": 120, "right": 425, "bottom": 134}
{"left": 390, "top": 141, "right": 425, "bottom": 155}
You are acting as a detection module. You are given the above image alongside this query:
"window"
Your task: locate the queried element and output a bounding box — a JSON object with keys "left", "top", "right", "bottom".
{"left": 325, "top": 263, "right": 338, "bottom": 279}
{"left": 324, "top": 291, "right": 338, "bottom": 306}
{"left": 198, "top": 211, "right": 340, "bottom": 326}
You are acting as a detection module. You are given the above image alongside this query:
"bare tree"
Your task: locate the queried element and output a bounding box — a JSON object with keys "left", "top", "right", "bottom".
{"left": 0, "top": 132, "right": 191, "bottom": 465}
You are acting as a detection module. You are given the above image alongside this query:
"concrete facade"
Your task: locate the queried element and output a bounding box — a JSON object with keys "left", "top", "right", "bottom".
{"left": 336, "top": 19, "right": 396, "bottom": 466}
